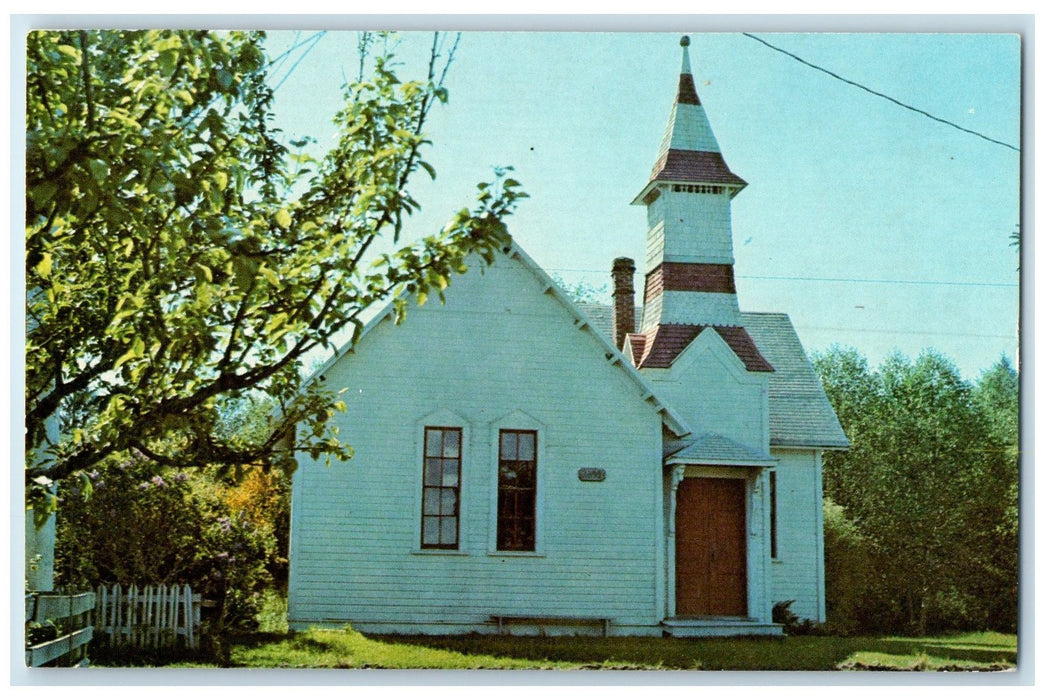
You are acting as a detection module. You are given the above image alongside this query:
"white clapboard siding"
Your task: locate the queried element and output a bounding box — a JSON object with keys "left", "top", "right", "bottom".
{"left": 94, "top": 584, "right": 200, "bottom": 649}
{"left": 769, "top": 450, "right": 827, "bottom": 622}
{"left": 646, "top": 328, "right": 770, "bottom": 451}
{"left": 289, "top": 250, "right": 666, "bottom": 633}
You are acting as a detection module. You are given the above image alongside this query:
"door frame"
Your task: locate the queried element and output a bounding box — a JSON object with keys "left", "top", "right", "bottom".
{"left": 667, "top": 465, "right": 771, "bottom": 620}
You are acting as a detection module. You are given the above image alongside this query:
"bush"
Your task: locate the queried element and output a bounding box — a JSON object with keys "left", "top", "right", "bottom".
{"left": 54, "top": 454, "right": 276, "bottom": 642}
{"left": 222, "top": 464, "right": 291, "bottom": 591}
{"left": 822, "top": 498, "right": 873, "bottom": 634}
{"left": 771, "top": 600, "right": 825, "bottom": 636}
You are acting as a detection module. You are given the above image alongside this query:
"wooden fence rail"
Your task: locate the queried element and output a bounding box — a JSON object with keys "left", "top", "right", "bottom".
{"left": 25, "top": 591, "right": 95, "bottom": 667}
{"left": 94, "top": 584, "right": 201, "bottom": 650}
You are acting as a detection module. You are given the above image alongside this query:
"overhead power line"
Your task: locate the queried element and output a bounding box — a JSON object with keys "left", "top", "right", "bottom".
{"left": 802, "top": 325, "right": 1015, "bottom": 340}
{"left": 742, "top": 32, "right": 1020, "bottom": 153}
{"left": 546, "top": 267, "right": 1017, "bottom": 290}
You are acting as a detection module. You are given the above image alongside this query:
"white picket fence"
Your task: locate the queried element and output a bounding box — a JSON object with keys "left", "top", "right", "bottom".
{"left": 94, "top": 584, "right": 201, "bottom": 650}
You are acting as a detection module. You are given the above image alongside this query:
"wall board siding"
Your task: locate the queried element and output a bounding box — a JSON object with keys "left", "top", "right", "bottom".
{"left": 768, "top": 450, "right": 826, "bottom": 622}
{"left": 289, "top": 252, "right": 665, "bottom": 631}
{"left": 648, "top": 333, "right": 768, "bottom": 449}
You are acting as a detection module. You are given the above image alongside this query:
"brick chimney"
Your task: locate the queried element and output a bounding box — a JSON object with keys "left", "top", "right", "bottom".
{"left": 611, "top": 257, "right": 636, "bottom": 349}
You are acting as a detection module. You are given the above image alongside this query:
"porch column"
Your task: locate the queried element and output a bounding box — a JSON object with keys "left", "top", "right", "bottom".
{"left": 748, "top": 467, "right": 772, "bottom": 622}
{"left": 666, "top": 465, "right": 686, "bottom": 619}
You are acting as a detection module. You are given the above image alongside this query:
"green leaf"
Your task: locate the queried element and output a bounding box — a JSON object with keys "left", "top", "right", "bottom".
{"left": 260, "top": 266, "right": 280, "bottom": 287}
{"left": 265, "top": 312, "right": 289, "bottom": 336}
{"left": 35, "top": 252, "right": 53, "bottom": 280}
{"left": 56, "top": 44, "right": 80, "bottom": 60}
{"left": 88, "top": 159, "right": 109, "bottom": 183}
{"left": 30, "top": 181, "right": 59, "bottom": 208}
{"left": 113, "top": 336, "right": 145, "bottom": 370}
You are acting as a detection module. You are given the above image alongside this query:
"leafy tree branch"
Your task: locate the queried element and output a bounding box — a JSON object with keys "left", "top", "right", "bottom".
{"left": 26, "top": 30, "right": 526, "bottom": 511}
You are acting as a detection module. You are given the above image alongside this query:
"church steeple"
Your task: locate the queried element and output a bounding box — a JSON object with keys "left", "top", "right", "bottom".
{"left": 626, "top": 36, "right": 771, "bottom": 374}
{"left": 632, "top": 35, "right": 746, "bottom": 208}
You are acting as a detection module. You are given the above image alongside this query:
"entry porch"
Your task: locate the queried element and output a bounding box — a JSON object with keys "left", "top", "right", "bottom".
{"left": 664, "top": 434, "right": 779, "bottom": 636}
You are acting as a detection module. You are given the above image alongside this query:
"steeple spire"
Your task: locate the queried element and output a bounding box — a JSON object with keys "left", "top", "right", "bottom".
{"left": 625, "top": 36, "right": 771, "bottom": 375}
{"left": 632, "top": 35, "right": 745, "bottom": 206}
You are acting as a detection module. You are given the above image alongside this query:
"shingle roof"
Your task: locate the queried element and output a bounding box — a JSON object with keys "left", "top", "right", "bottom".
{"left": 575, "top": 302, "right": 640, "bottom": 338}
{"left": 739, "top": 312, "right": 849, "bottom": 449}
{"left": 665, "top": 433, "right": 777, "bottom": 467}
{"left": 625, "top": 333, "right": 647, "bottom": 366}
{"left": 629, "top": 324, "right": 773, "bottom": 372}
{"left": 577, "top": 304, "right": 848, "bottom": 449}
{"left": 649, "top": 149, "right": 747, "bottom": 188}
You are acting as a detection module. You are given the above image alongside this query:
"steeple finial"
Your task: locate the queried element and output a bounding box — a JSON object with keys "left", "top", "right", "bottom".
{"left": 677, "top": 35, "right": 699, "bottom": 105}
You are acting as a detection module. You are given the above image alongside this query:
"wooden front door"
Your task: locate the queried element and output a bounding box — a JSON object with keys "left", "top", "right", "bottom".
{"left": 675, "top": 477, "right": 748, "bottom": 616}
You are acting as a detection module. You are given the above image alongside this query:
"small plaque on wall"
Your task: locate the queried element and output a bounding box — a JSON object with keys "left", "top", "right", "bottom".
{"left": 578, "top": 468, "right": 606, "bottom": 482}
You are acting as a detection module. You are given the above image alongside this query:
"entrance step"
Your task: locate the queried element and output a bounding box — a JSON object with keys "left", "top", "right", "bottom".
{"left": 661, "top": 617, "right": 784, "bottom": 638}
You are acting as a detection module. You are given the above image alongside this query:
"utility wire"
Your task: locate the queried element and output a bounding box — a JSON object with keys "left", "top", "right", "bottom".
{"left": 802, "top": 325, "right": 1015, "bottom": 340}
{"left": 546, "top": 267, "right": 1017, "bottom": 290}
{"left": 742, "top": 32, "right": 1020, "bottom": 153}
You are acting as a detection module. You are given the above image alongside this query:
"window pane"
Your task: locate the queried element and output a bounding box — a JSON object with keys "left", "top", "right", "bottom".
{"left": 442, "top": 517, "right": 458, "bottom": 545}
{"left": 500, "top": 431, "right": 517, "bottom": 460}
{"left": 442, "top": 429, "right": 460, "bottom": 458}
{"left": 425, "top": 429, "right": 443, "bottom": 457}
{"left": 424, "top": 458, "right": 442, "bottom": 486}
{"left": 520, "top": 518, "right": 534, "bottom": 550}
{"left": 515, "top": 461, "right": 533, "bottom": 487}
{"left": 422, "top": 517, "right": 440, "bottom": 545}
{"left": 423, "top": 488, "right": 440, "bottom": 515}
{"left": 517, "top": 432, "right": 535, "bottom": 461}
{"left": 442, "top": 458, "right": 459, "bottom": 487}
{"left": 441, "top": 488, "right": 457, "bottom": 515}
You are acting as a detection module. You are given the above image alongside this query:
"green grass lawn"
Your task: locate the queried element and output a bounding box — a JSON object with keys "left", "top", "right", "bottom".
{"left": 210, "top": 628, "right": 1016, "bottom": 671}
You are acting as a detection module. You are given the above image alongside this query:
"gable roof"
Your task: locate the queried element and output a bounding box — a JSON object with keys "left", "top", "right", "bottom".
{"left": 579, "top": 304, "right": 848, "bottom": 449}
{"left": 740, "top": 312, "right": 849, "bottom": 449}
{"left": 305, "top": 241, "right": 692, "bottom": 439}
{"left": 666, "top": 433, "right": 777, "bottom": 467}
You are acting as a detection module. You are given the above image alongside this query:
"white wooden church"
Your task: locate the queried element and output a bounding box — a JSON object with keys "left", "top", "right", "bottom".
{"left": 287, "top": 36, "right": 848, "bottom": 637}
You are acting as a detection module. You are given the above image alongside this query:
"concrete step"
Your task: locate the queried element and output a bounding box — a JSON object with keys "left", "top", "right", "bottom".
{"left": 661, "top": 617, "right": 784, "bottom": 637}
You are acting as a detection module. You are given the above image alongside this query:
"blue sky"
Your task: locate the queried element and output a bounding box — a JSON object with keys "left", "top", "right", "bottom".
{"left": 263, "top": 29, "right": 1021, "bottom": 380}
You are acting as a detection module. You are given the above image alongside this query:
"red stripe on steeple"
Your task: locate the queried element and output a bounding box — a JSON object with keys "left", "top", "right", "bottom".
{"left": 678, "top": 73, "right": 701, "bottom": 105}
{"left": 644, "top": 263, "right": 737, "bottom": 300}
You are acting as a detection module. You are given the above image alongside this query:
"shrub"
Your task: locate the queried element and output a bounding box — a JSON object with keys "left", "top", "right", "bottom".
{"left": 54, "top": 454, "right": 276, "bottom": 643}
{"left": 771, "top": 600, "right": 825, "bottom": 636}
{"left": 822, "top": 498, "right": 873, "bottom": 634}
{"left": 222, "top": 464, "right": 291, "bottom": 590}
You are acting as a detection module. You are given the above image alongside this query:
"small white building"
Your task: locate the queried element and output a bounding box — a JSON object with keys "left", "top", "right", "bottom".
{"left": 287, "top": 37, "right": 848, "bottom": 637}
